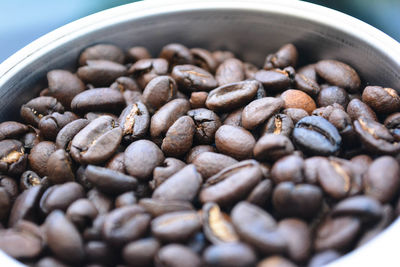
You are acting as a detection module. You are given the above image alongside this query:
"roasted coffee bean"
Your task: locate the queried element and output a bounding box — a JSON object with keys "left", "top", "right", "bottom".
{"left": 253, "top": 134, "right": 294, "bottom": 162}
{"left": 277, "top": 218, "right": 311, "bottom": 262}
{"left": 262, "top": 114, "right": 294, "bottom": 137}
{"left": 139, "top": 198, "right": 194, "bottom": 217}
{"left": 87, "top": 188, "right": 113, "bottom": 215}
{"left": 264, "top": 43, "right": 298, "bottom": 70}
{"left": 102, "top": 205, "right": 150, "bottom": 246}
{"left": 191, "top": 48, "right": 217, "bottom": 73}
{"left": 17, "top": 129, "right": 40, "bottom": 151}
{"left": 35, "top": 257, "right": 70, "bottom": 267}
{"left": 303, "top": 157, "right": 327, "bottom": 184}
{"left": 70, "top": 116, "right": 122, "bottom": 164}
{"left": 55, "top": 118, "right": 89, "bottom": 151}
{"left": 0, "top": 121, "right": 29, "bottom": 141}
{"left": 384, "top": 112, "right": 400, "bottom": 141}
{"left": 153, "top": 165, "right": 202, "bottom": 202}
{"left": 150, "top": 98, "right": 191, "bottom": 140}
{"left": 215, "top": 125, "right": 255, "bottom": 160}
{"left": 254, "top": 69, "right": 292, "bottom": 93}
{"left": 85, "top": 165, "right": 138, "bottom": 194}
{"left": 0, "top": 188, "right": 10, "bottom": 221}
{"left": 160, "top": 43, "right": 193, "bottom": 68}
{"left": 318, "top": 86, "right": 349, "bottom": 108}
{"left": 44, "top": 210, "right": 84, "bottom": 263}
{"left": 243, "top": 62, "right": 258, "bottom": 80}
{"left": 105, "top": 152, "right": 126, "bottom": 173}
{"left": 206, "top": 80, "right": 260, "bottom": 113}
{"left": 185, "top": 145, "right": 216, "bottom": 163}
{"left": 124, "top": 140, "right": 164, "bottom": 181}
{"left": 362, "top": 86, "right": 400, "bottom": 114}
{"left": 200, "top": 160, "right": 262, "bottom": 207}
{"left": 308, "top": 250, "right": 341, "bottom": 267}
{"left": 115, "top": 191, "right": 137, "bottom": 208}
{"left": 28, "top": 141, "right": 56, "bottom": 177}
{"left": 127, "top": 46, "right": 151, "bottom": 62}
{"left": 364, "top": 156, "right": 400, "bottom": 203}
{"left": 45, "top": 70, "right": 86, "bottom": 107}
{"left": 84, "top": 111, "right": 119, "bottom": 121}
{"left": 202, "top": 202, "right": 239, "bottom": 245}
{"left": 216, "top": 58, "right": 244, "bottom": 86}
{"left": 161, "top": 116, "right": 195, "bottom": 157}
{"left": 272, "top": 182, "right": 322, "bottom": 219}
{"left": 85, "top": 240, "right": 116, "bottom": 266}
{"left": 76, "top": 165, "right": 93, "bottom": 190}
{"left": 241, "top": 97, "right": 284, "bottom": 130}
{"left": 8, "top": 185, "right": 43, "bottom": 226}
{"left": 271, "top": 154, "right": 304, "bottom": 184}
{"left": 231, "top": 201, "right": 286, "bottom": 254}
{"left": 0, "top": 139, "right": 27, "bottom": 177}
{"left": 118, "top": 102, "right": 150, "bottom": 142}
{"left": 283, "top": 108, "right": 308, "bottom": 125}
{"left": 171, "top": 64, "right": 217, "bottom": 92}
{"left": 187, "top": 108, "right": 221, "bottom": 145}
{"left": 212, "top": 50, "right": 234, "bottom": 65}
{"left": 142, "top": 76, "right": 177, "bottom": 113}
{"left": 71, "top": 88, "right": 125, "bottom": 113}
{"left": 346, "top": 98, "right": 377, "bottom": 121}
{"left": 203, "top": 243, "right": 257, "bottom": 267}
{"left": 77, "top": 60, "right": 127, "bottom": 87}
{"left": 314, "top": 216, "right": 361, "bottom": 251}
{"left": 189, "top": 91, "right": 208, "bottom": 109}
{"left": 151, "top": 158, "right": 186, "bottom": 189}
{"left": 293, "top": 116, "right": 341, "bottom": 156}
{"left": 155, "top": 244, "right": 201, "bottom": 267}
{"left": 281, "top": 89, "right": 316, "bottom": 115}
{"left": 110, "top": 76, "right": 140, "bottom": 92}
{"left": 247, "top": 179, "right": 273, "bottom": 207}
{"left": 123, "top": 238, "right": 160, "bottom": 267}
{"left": 192, "top": 152, "right": 238, "bottom": 180}
{"left": 354, "top": 117, "right": 400, "bottom": 155}
{"left": 1, "top": 175, "right": 19, "bottom": 201}
{"left": 39, "top": 182, "right": 85, "bottom": 215}
{"left": 151, "top": 210, "right": 201, "bottom": 242}
{"left": 79, "top": 44, "right": 125, "bottom": 65}
{"left": 20, "top": 96, "right": 64, "bottom": 127}
{"left": 331, "top": 196, "right": 382, "bottom": 222}
{"left": 46, "top": 149, "right": 75, "bottom": 185}
{"left": 315, "top": 59, "right": 361, "bottom": 93}
{"left": 66, "top": 199, "right": 98, "bottom": 230}
{"left": 294, "top": 73, "right": 320, "bottom": 96}
{"left": 128, "top": 58, "right": 169, "bottom": 89}
{"left": 257, "top": 256, "right": 297, "bottom": 267}
{"left": 223, "top": 107, "right": 243, "bottom": 126}
{"left": 39, "top": 111, "right": 78, "bottom": 140}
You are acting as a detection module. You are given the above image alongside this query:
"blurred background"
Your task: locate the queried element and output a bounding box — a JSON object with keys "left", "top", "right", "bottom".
{"left": 1, "top": 0, "right": 399, "bottom": 63}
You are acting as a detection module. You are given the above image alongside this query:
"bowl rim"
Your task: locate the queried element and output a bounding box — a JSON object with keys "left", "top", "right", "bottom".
{"left": 0, "top": 0, "right": 400, "bottom": 266}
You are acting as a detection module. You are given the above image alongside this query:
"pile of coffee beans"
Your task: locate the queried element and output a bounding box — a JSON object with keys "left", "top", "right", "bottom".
{"left": 0, "top": 42, "right": 399, "bottom": 267}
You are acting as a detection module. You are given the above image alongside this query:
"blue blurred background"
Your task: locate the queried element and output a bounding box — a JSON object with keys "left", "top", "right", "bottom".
{"left": 1, "top": 0, "right": 399, "bottom": 63}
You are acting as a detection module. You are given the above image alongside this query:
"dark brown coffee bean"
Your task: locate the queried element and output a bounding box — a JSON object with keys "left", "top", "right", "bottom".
{"left": 39, "top": 182, "right": 85, "bottom": 215}
{"left": 0, "top": 175, "right": 19, "bottom": 201}
{"left": 244, "top": 62, "right": 259, "bottom": 79}
{"left": 308, "top": 250, "right": 341, "bottom": 267}
{"left": 283, "top": 108, "right": 308, "bottom": 125}
{"left": 85, "top": 165, "right": 138, "bottom": 194}
{"left": 150, "top": 99, "right": 191, "bottom": 140}
{"left": 160, "top": 43, "right": 193, "bottom": 68}
{"left": 45, "top": 70, "right": 86, "bottom": 107}
{"left": 8, "top": 185, "right": 43, "bottom": 226}
{"left": 331, "top": 196, "right": 382, "bottom": 222}
{"left": 55, "top": 118, "right": 89, "bottom": 151}
{"left": 223, "top": 107, "right": 243, "bottom": 127}
{"left": 87, "top": 188, "right": 113, "bottom": 215}
{"left": 39, "top": 111, "right": 79, "bottom": 140}
{"left": 294, "top": 73, "right": 320, "bottom": 96}
{"left": 281, "top": 89, "right": 316, "bottom": 115}
{"left": 212, "top": 50, "right": 234, "bottom": 65}
{"left": 161, "top": 116, "right": 195, "bottom": 157}
{"left": 202, "top": 202, "right": 239, "bottom": 245}
{"left": 350, "top": 154, "right": 372, "bottom": 177}
{"left": 241, "top": 97, "right": 284, "bottom": 130}
{"left": 28, "top": 141, "right": 56, "bottom": 177}
{"left": 139, "top": 198, "right": 194, "bottom": 217}
{"left": 129, "top": 58, "right": 169, "bottom": 89}
{"left": 192, "top": 152, "right": 238, "bottom": 180}
{"left": 66, "top": 199, "right": 98, "bottom": 230}
{"left": 0, "top": 188, "right": 10, "bottom": 221}
{"left": 272, "top": 182, "right": 322, "bottom": 219}
{"left": 216, "top": 58, "right": 244, "bottom": 86}
{"left": 85, "top": 240, "right": 116, "bottom": 266}
{"left": 247, "top": 179, "right": 273, "bottom": 207}
{"left": 200, "top": 160, "right": 262, "bottom": 206}
{"left": 0, "top": 121, "right": 29, "bottom": 141}
{"left": 303, "top": 157, "right": 326, "bottom": 184}
{"left": 384, "top": 112, "right": 400, "bottom": 141}
{"left": 185, "top": 145, "right": 216, "bottom": 163}
{"left": 70, "top": 116, "right": 122, "bottom": 164}
{"left": 254, "top": 134, "right": 294, "bottom": 162}
{"left": 45, "top": 210, "right": 84, "bottom": 264}
{"left": 35, "top": 257, "right": 70, "bottom": 267}
{"left": 127, "top": 46, "right": 151, "bottom": 62}
{"left": 206, "top": 80, "right": 260, "bottom": 113}
{"left": 20, "top": 96, "right": 64, "bottom": 127}
{"left": 293, "top": 116, "right": 341, "bottom": 156}
{"left": 362, "top": 86, "right": 400, "bottom": 114}
{"left": 264, "top": 44, "right": 298, "bottom": 70}
{"left": 0, "top": 139, "right": 27, "bottom": 177}
{"left": 215, "top": 125, "right": 255, "bottom": 160}
{"left": 151, "top": 210, "right": 201, "bottom": 242}
{"left": 203, "top": 243, "right": 257, "bottom": 267}
{"left": 20, "top": 171, "right": 47, "bottom": 191}
{"left": 79, "top": 44, "right": 125, "bottom": 65}
{"left": 118, "top": 102, "right": 150, "bottom": 142}
{"left": 71, "top": 88, "right": 125, "bottom": 113}
{"left": 105, "top": 152, "right": 126, "bottom": 173}
{"left": 115, "top": 191, "right": 137, "bottom": 208}
{"left": 123, "top": 90, "right": 144, "bottom": 105}
{"left": 277, "top": 218, "right": 311, "bottom": 262}
{"left": 110, "top": 76, "right": 140, "bottom": 92}
{"left": 189, "top": 91, "right": 208, "bottom": 109}
{"left": 271, "top": 154, "right": 304, "bottom": 184}
{"left": 314, "top": 216, "right": 361, "bottom": 251}
{"left": 77, "top": 60, "right": 127, "bottom": 87}
{"left": 191, "top": 48, "right": 217, "bottom": 73}
{"left": 102, "top": 205, "right": 150, "bottom": 246}
{"left": 364, "top": 156, "right": 400, "bottom": 203}
{"left": 187, "top": 108, "right": 221, "bottom": 145}
{"left": 171, "top": 64, "right": 217, "bottom": 92}
{"left": 153, "top": 165, "right": 202, "bottom": 202}
{"left": 254, "top": 69, "right": 291, "bottom": 93}
{"left": 155, "top": 244, "right": 201, "bottom": 267}
{"left": 123, "top": 238, "right": 160, "bottom": 267}
{"left": 354, "top": 117, "right": 400, "bottom": 155}
{"left": 47, "top": 149, "right": 75, "bottom": 184}
{"left": 257, "top": 256, "right": 297, "bottom": 267}
{"left": 142, "top": 76, "right": 177, "bottom": 113}
{"left": 151, "top": 158, "right": 186, "bottom": 189}
{"left": 124, "top": 140, "right": 164, "bottom": 181}
{"left": 346, "top": 98, "right": 377, "bottom": 122}
{"left": 261, "top": 113, "right": 294, "bottom": 137}
{"left": 0, "top": 226, "right": 43, "bottom": 260}
{"left": 231, "top": 201, "right": 286, "bottom": 254}
{"left": 318, "top": 86, "right": 349, "bottom": 108}
{"left": 315, "top": 59, "right": 361, "bottom": 93}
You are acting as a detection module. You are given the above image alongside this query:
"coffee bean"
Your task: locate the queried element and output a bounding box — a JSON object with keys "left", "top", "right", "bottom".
{"left": 271, "top": 154, "right": 304, "bottom": 184}
{"left": 20, "top": 96, "right": 64, "bottom": 127}
{"left": 0, "top": 121, "right": 29, "bottom": 141}
{"left": 0, "top": 139, "right": 27, "bottom": 177}
{"left": 79, "top": 44, "right": 125, "bottom": 65}
{"left": 128, "top": 58, "right": 169, "bottom": 89}
{"left": 155, "top": 244, "right": 201, "bottom": 267}
{"left": 87, "top": 188, "right": 112, "bottom": 215}
{"left": 55, "top": 118, "right": 89, "bottom": 151}
{"left": 253, "top": 134, "right": 294, "bottom": 162}
{"left": 110, "top": 76, "right": 140, "bottom": 92}
{"left": 244, "top": 62, "right": 259, "bottom": 79}
{"left": 139, "top": 198, "right": 194, "bottom": 217}
{"left": 142, "top": 76, "right": 177, "bottom": 113}
{"left": 105, "top": 152, "right": 126, "bottom": 173}
{"left": 191, "top": 48, "right": 217, "bottom": 73}
{"left": 8, "top": 185, "right": 43, "bottom": 226}
{"left": 161, "top": 116, "right": 195, "bottom": 157}
{"left": 317, "top": 86, "right": 349, "bottom": 109}
{"left": 123, "top": 238, "right": 160, "bottom": 267}
{"left": 283, "top": 108, "right": 308, "bottom": 125}
{"left": 254, "top": 69, "right": 292, "bottom": 93}
{"left": 212, "top": 50, "right": 235, "bottom": 65}
{"left": 0, "top": 226, "right": 43, "bottom": 260}
{"left": 0, "top": 175, "right": 19, "bottom": 201}
{"left": 46, "top": 149, "right": 74, "bottom": 184}
{"left": 346, "top": 98, "right": 377, "bottom": 121}
{"left": 35, "top": 257, "right": 70, "bottom": 267}
{"left": 189, "top": 91, "right": 208, "bottom": 109}
{"left": 294, "top": 73, "right": 320, "bottom": 96}
{"left": 192, "top": 152, "right": 238, "bottom": 180}
{"left": 293, "top": 116, "right": 341, "bottom": 156}
{"left": 246, "top": 179, "right": 273, "bottom": 207}
{"left": 185, "top": 145, "right": 216, "bottom": 163}
{"left": 215, "top": 125, "right": 255, "bottom": 160}
{"left": 281, "top": 89, "right": 316, "bottom": 115}
{"left": 362, "top": 86, "right": 400, "bottom": 114}
{"left": 85, "top": 240, "right": 116, "bottom": 266}
{"left": 308, "top": 250, "right": 341, "bottom": 267}
{"left": 71, "top": 88, "right": 125, "bottom": 113}
{"left": 331, "top": 196, "right": 382, "bottom": 222}
{"left": 152, "top": 158, "right": 186, "bottom": 189}
{"left": 77, "top": 60, "right": 127, "bottom": 87}
{"left": 222, "top": 107, "right": 243, "bottom": 127}
{"left": 315, "top": 59, "right": 361, "bottom": 93}
{"left": 171, "top": 64, "right": 217, "bottom": 92}
{"left": 257, "top": 256, "right": 297, "bottom": 267}
{"left": 39, "top": 111, "right": 78, "bottom": 140}
{"left": 261, "top": 114, "right": 294, "bottom": 137}
{"left": 28, "top": 141, "right": 56, "bottom": 177}
{"left": 118, "top": 102, "right": 150, "bottom": 142}
{"left": 0, "top": 188, "right": 10, "bottom": 222}
{"left": 264, "top": 44, "right": 298, "bottom": 70}
{"left": 241, "top": 97, "right": 284, "bottom": 130}
{"left": 66, "top": 199, "right": 98, "bottom": 230}
{"left": 203, "top": 243, "right": 257, "bottom": 267}
{"left": 216, "top": 58, "right": 244, "bottom": 86}
{"left": 187, "top": 108, "right": 221, "bottom": 145}
{"left": 384, "top": 112, "right": 400, "bottom": 141}
{"left": 115, "top": 191, "right": 137, "bottom": 208}
{"left": 160, "top": 43, "right": 193, "bottom": 68}
{"left": 200, "top": 160, "right": 262, "bottom": 207}
{"left": 123, "top": 90, "right": 145, "bottom": 105}
{"left": 126, "top": 46, "right": 151, "bottom": 62}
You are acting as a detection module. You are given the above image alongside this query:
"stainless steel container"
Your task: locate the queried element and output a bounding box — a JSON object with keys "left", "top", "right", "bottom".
{"left": 0, "top": 0, "right": 399, "bottom": 266}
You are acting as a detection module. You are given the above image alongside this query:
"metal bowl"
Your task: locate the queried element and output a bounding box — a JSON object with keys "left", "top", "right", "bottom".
{"left": 0, "top": 0, "right": 399, "bottom": 266}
